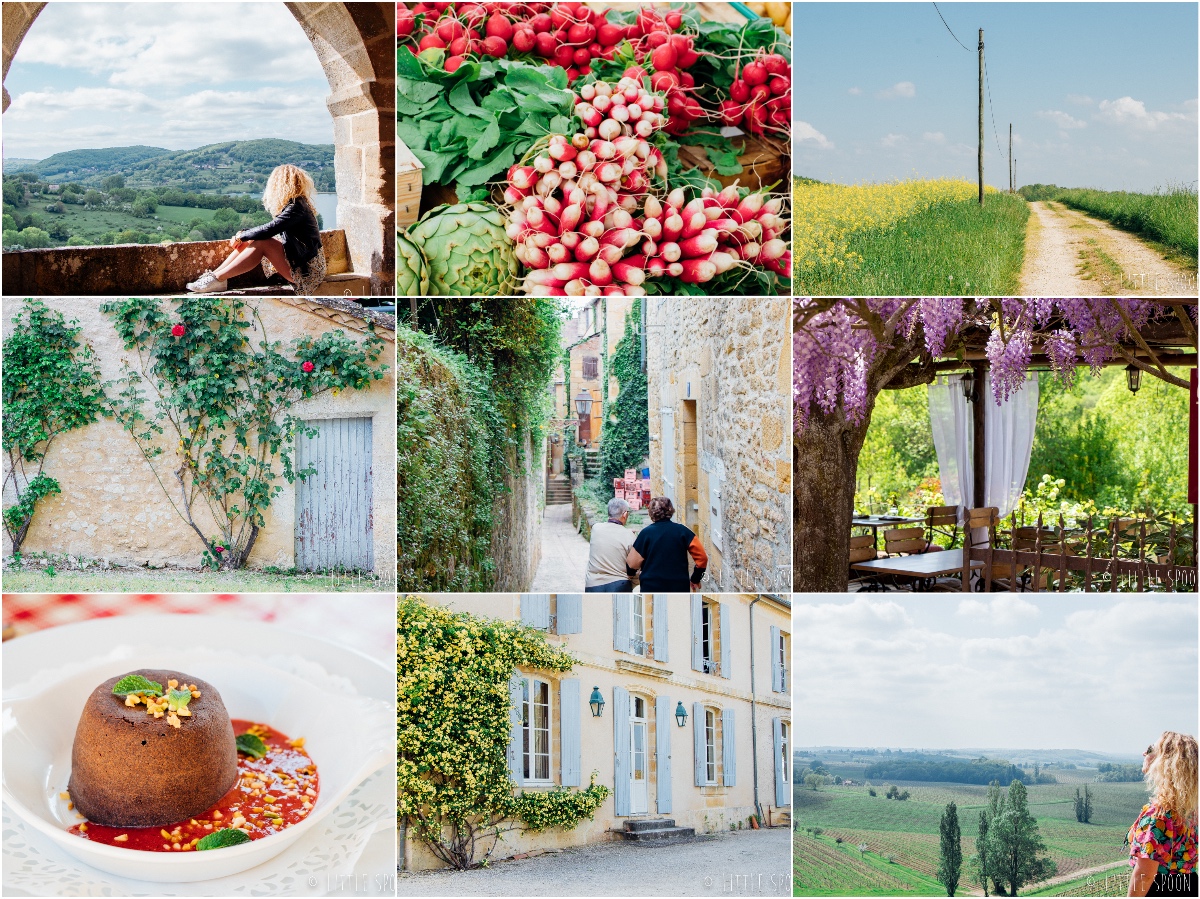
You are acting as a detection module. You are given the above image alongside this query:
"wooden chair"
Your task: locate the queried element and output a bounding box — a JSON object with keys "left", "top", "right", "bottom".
{"left": 884, "top": 527, "right": 927, "bottom": 557}
{"left": 994, "top": 526, "right": 1062, "bottom": 591}
{"left": 963, "top": 507, "right": 999, "bottom": 591}
{"left": 925, "top": 506, "right": 959, "bottom": 551}
{"left": 848, "top": 534, "right": 884, "bottom": 591}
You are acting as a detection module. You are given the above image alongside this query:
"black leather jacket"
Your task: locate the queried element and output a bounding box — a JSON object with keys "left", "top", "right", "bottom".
{"left": 238, "top": 198, "right": 322, "bottom": 271}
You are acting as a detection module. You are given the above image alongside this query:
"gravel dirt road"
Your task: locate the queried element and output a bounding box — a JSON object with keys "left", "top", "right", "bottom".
{"left": 398, "top": 826, "right": 792, "bottom": 896}
{"left": 1018, "top": 201, "right": 1196, "bottom": 296}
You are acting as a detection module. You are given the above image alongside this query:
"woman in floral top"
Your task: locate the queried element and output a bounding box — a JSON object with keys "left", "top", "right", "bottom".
{"left": 1128, "top": 731, "right": 1197, "bottom": 896}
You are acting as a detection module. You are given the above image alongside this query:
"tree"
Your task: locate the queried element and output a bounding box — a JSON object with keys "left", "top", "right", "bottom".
{"left": 101, "top": 174, "right": 125, "bottom": 191}
{"left": 793, "top": 299, "right": 1197, "bottom": 590}
{"left": 971, "top": 810, "right": 992, "bottom": 897}
{"left": 989, "top": 780, "right": 1057, "bottom": 895}
{"left": 131, "top": 196, "right": 156, "bottom": 217}
{"left": 937, "top": 801, "right": 963, "bottom": 896}
{"left": 805, "top": 773, "right": 824, "bottom": 791}
{"left": 16, "top": 226, "right": 51, "bottom": 248}
{"left": 82, "top": 189, "right": 103, "bottom": 207}
{"left": 2, "top": 301, "right": 108, "bottom": 552}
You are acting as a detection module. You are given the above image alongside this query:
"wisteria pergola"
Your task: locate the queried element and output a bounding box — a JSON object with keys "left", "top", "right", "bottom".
{"left": 792, "top": 299, "right": 1198, "bottom": 592}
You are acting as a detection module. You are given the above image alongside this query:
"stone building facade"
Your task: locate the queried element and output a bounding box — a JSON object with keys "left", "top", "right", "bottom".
{"left": 403, "top": 593, "right": 792, "bottom": 871}
{"left": 645, "top": 298, "right": 791, "bottom": 592}
{"left": 2, "top": 298, "right": 396, "bottom": 574}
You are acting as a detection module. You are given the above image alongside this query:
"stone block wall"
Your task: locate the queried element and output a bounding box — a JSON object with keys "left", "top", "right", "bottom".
{"left": 646, "top": 298, "right": 792, "bottom": 592}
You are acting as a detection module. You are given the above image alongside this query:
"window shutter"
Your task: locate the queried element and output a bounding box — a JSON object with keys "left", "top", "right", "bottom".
{"left": 652, "top": 595, "right": 668, "bottom": 661}
{"left": 521, "top": 594, "right": 550, "bottom": 629}
{"left": 690, "top": 595, "right": 703, "bottom": 671}
{"left": 655, "top": 695, "right": 672, "bottom": 813}
{"left": 722, "top": 708, "right": 736, "bottom": 787}
{"left": 770, "top": 625, "right": 782, "bottom": 693}
{"left": 612, "top": 686, "right": 631, "bottom": 815}
{"left": 560, "top": 679, "right": 581, "bottom": 787}
{"left": 719, "top": 602, "right": 731, "bottom": 679}
{"left": 506, "top": 675, "right": 523, "bottom": 787}
{"left": 773, "top": 717, "right": 788, "bottom": 807}
{"left": 613, "top": 594, "right": 632, "bottom": 653}
{"left": 557, "top": 594, "right": 583, "bottom": 634}
{"left": 692, "top": 701, "right": 705, "bottom": 786}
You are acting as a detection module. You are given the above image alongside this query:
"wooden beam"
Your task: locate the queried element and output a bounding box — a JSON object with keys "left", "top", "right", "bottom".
{"left": 886, "top": 352, "right": 1197, "bottom": 387}
{"left": 972, "top": 360, "right": 986, "bottom": 509}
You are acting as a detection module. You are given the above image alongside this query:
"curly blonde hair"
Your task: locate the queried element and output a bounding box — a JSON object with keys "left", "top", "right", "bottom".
{"left": 262, "top": 164, "right": 317, "bottom": 218}
{"left": 1145, "top": 731, "right": 1198, "bottom": 819}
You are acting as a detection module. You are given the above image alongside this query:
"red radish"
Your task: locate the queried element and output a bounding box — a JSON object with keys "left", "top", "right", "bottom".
{"left": 444, "top": 55, "right": 466, "bottom": 73}
{"left": 513, "top": 27, "right": 537, "bottom": 52}
{"left": 482, "top": 35, "right": 507, "bottom": 57}
{"left": 396, "top": 11, "right": 415, "bottom": 38}
{"left": 530, "top": 13, "right": 553, "bottom": 33}
{"left": 679, "top": 259, "right": 717, "bottom": 283}
{"left": 418, "top": 33, "right": 446, "bottom": 51}
{"left": 436, "top": 19, "right": 464, "bottom": 42}
{"left": 485, "top": 13, "right": 513, "bottom": 41}
{"left": 650, "top": 44, "right": 677, "bottom": 71}
{"left": 535, "top": 31, "right": 556, "bottom": 56}
{"left": 597, "top": 23, "right": 623, "bottom": 45}
{"left": 769, "top": 75, "right": 790, "bottom": 96}
{"left": 742, "top": 62, "right": 768, "bottom": 86}
{"left": 448, "top": 36, "right": 469, "bottom": 56}
{"left": 730, "top": 80, "right": 750, "bottom": 103}
{"left": 567, "top": 22, "right": 595, "bottom": 44}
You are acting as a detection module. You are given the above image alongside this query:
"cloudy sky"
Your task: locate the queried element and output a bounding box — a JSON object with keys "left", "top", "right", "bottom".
{"left": 795, "top": 3, "right": 1198, "bottom": 192}
{"left": 3, "top": 3, "right": 332, "bottom": 160}
{"left": 793, "top": 595, "right": 1197, "bottom": 755}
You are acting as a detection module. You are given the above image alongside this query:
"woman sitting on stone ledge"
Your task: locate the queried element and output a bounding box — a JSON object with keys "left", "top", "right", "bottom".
{"left": 186, "top": 164, "right": 326, "bottom": 294}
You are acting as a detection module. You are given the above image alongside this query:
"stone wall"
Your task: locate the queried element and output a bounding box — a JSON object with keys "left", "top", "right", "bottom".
{"left": 646, "top": 298, "right": 792, "bottom": 592}
{"left": 491, "top": 432, "right": 543, "bottom": 592}
{"left": 2, "top": 298, "right": 396, "bottom": 573}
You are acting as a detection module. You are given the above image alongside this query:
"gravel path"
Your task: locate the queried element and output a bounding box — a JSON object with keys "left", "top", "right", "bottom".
{"left": 398, "top": 827, "right": 792, "bottom": 897}
{"left": 1019, "top": 201, "right": 1196, "bottom": 296}
{"left": 529, "top": 502, "right": 592, "bottom": 592}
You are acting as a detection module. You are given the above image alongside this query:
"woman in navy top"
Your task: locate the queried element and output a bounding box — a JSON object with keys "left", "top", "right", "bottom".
{"left": 626, "top": 496, "right": 709, "bottom": 592}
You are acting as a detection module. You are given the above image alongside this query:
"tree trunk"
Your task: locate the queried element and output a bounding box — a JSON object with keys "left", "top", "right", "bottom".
{"left": 793, "top": 414, "right": 871, "bottom": 591}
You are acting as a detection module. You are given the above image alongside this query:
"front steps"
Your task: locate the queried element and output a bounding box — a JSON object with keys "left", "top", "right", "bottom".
{"left": 619, "top": 818, "right": 699, "bottom": 844}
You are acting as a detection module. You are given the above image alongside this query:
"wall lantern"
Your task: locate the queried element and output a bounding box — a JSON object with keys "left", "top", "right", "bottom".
{"left": 1126, "top": 364, "right": 1141, "bottom": 394}
{"left": 589, "top": 686, "right": 605, "bottom": 718}
{"left": 959, "top": 371, "right": 977, "bottom": 402}
{"left": 674, "top": 701, "right": 688, "bottom": 727}
{"left": 574, "top": 389, "right": 594, "bottom": 418}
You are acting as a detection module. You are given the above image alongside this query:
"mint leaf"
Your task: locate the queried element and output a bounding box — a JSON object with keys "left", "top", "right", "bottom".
{"left": 167, "top": 687, "right": 193, "bottom": 712}
{"left": 196, "top": 828, "right": 251, "bottom": 850}
{"left": 236, "top": 733, "right": 268, "bottom": 760}
{"left": 112, "top": 675, "right": 163, "bottom": 697}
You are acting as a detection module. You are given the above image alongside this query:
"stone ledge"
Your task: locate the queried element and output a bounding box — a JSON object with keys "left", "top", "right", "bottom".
{"left": 1, "top": 230, "right": 364, "bottom": 296}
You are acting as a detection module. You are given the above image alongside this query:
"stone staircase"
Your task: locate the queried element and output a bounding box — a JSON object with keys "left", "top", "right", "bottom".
{"left": 545, "top": 476, "right": 573, "bottom": 505}
{"left": 618, "top": 818, "right": 698, "bottom": 844}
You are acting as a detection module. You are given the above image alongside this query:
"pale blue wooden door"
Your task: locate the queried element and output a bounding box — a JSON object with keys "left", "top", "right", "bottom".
{"left": 295, "top": 417, "right": 374, "bottom": 571}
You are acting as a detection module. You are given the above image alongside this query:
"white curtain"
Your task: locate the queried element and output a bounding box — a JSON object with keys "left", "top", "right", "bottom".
{"left": 928, "top": 372, "right": 1039, "bottom": 525}
{"left": 928, "top": 374, "right": 973, "bottom": 514}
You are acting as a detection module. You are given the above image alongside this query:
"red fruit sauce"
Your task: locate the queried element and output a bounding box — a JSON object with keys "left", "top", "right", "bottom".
{"left": 68, "top": 720, "right": 318, "bottom": 851}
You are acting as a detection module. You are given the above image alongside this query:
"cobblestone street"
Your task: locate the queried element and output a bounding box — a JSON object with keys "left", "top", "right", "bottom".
{"left": 529, "top": 503, "right": 591, "bottom": 592}
{"left": 398, "top": 827, "right": 791, "bottom": 897}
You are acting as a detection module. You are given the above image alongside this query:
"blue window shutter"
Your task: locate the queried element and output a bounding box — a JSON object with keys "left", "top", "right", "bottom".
{"left": 521, "top": 594, "right": 550, "bottom": 629}
{"left": 652, "top": 595, "right": 668, "bottom": 661}
{"left": 506, "top": 675, "right": 523, "bottom": 787}
{"left": 773, "top": 717, "right": 788, "bottom": 807}
{"left": 722, "top": 708, "right": 736, "bottom": 786}
{"left": 613, "top": 686, "right": 631, "bottom": 814}
{"left": 655, "top": 695, "right": 672, "bottom": 813}
{"left": 613, "top": 594, "right": 632, "bottom": 653}
{"left": 690, "top": 595, "right": 703, "bottom": 671}
{"left": 557, "top": 595, "right": 583, "bottom": 634}
{"left": 719, "top": 602, "right": 731, "bottom": 679}
{"left": 692, "top": 701, "right": 706, "bottom": 785}
{"left": 770, "top": 625, "right": 782, "bottom": 693}
{"left": 560, "top": 679, "right": 581, "bottom": 787}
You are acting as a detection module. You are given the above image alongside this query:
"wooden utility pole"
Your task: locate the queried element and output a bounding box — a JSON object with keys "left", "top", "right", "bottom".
{"left": 977, "top": 28, "right": 984, "bottom": 205}
{"left": 1008, "top": 123, "right": 1013, "bottom": 192}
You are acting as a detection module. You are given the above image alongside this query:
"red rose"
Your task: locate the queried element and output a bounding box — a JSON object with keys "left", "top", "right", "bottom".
{"left": 171, "top": 324, "right": 186, "bottom": 337}
{"left": 301, "top": 361, "right": 315, "bottom": 372}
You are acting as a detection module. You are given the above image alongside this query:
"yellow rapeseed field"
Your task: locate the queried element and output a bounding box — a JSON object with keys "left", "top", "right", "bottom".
{"left": 794, "top": 178, "right": 998, "bottom": 272}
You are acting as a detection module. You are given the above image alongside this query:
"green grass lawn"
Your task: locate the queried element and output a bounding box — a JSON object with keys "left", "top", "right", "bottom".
{"left": 2, "top": 567, "right": 395, "bottom": 593}
{"left": 154, "top": 204, "right": 217, "bottom": 224}
{"left": 798, "top": 193, "right": 1029, "bottom": 295}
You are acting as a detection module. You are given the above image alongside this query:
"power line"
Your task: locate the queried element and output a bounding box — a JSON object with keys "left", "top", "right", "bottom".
{"left": 984, "top": 58, "right": 1005, "bottom": 157}
{"left": 933, "top": 3, "right": 972, "bottom": 51}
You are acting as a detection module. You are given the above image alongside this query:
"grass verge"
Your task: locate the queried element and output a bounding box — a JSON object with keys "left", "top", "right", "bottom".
{"left": 797, "top": 193, "right": 1029, "bottom": 295}
{"left": 1041, "top": 185, "right": 1198, "bottom": 262}
{"left": 2, "top": 567, "right": 395, "bottom": 593}
{"left": 1027, "top": 864, "right": 1129, "bottom": 896}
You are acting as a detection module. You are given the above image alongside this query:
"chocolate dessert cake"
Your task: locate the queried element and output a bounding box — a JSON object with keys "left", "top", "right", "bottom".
{"left": 68, "top": 669, "right": 238, "bottom": 827}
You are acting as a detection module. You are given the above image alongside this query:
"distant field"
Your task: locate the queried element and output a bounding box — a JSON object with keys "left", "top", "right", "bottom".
{"left": 793, "top": 177, "right": 1029, "bottom": 295}
{"left": 1020, "top": 183, "right": 1198, "bottom": 262}
{"left": 793, "top": 780, "right": 1144, "bottom": 896}
{"left": 793, "top": 832, "right": 945, "bottom": 896}
{"left": 153, "top": 204, "right": 217, "bottom": 224}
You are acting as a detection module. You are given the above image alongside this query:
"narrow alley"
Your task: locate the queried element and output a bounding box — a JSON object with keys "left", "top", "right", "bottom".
{"left": 529, "top": 503, "right": 591, "bottom": 592}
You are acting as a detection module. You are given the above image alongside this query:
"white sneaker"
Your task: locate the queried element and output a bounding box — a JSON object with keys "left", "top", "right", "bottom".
{"left": 186, "top": 271, "right": 227, "bottom": 293}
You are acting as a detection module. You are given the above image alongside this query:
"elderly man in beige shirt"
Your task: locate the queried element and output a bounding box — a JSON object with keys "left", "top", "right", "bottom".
{"left": 585, "top": 497, "right": 636, "bottom": 592}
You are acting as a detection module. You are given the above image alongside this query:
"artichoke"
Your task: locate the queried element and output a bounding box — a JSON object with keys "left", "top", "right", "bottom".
{"left": 407, "top": 203, "right": 519, "bottom": 296}
{"left": 396, "top": 231, "right": 430, "bottom": 297}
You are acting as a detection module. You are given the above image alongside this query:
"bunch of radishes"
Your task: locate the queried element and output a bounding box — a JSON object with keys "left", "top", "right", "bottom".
{"left": 719, "top": 51, "right": 790, "bottom": 135}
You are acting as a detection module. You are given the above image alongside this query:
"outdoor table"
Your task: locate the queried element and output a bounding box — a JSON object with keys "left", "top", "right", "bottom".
{"left": 851, "top": 548, "right": 982, "bottom": 591}
{"left": 852, "top": 514, "right": 925, "bottom": 551}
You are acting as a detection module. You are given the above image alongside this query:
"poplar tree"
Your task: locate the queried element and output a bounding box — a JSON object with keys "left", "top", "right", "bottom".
{"left": 937, "top": 801, "right": 963, "bottom": 896}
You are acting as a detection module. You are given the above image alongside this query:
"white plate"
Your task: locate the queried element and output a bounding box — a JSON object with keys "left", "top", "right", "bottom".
{"left": 2, "top": 614, "right": 394, "bottom": 883}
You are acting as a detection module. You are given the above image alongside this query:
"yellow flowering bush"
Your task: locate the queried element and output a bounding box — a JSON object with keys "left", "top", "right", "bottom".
{"left": 794, "top": 178, "right": 997, "bottom": 272}
{"left": 398, "top": 596, "right": 610, "bottom": 869}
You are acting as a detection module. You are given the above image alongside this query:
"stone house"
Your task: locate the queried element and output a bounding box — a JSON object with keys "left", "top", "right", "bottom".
{"left": 403, "top": 593, "right": 792, "bottom": 870}
{"left": 645, "top": 298, "right": 792, "bottom": 592}
{"left": 2, "top": 297, "right": 396, "bottom": 575}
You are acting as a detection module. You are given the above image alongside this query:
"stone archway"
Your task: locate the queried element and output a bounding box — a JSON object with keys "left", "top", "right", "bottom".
{"left": 1, "top": 1, "right": 394, "bottom": 291}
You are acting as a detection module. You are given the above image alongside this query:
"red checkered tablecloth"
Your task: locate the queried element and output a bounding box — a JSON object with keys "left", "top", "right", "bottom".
{"left": 1, "top": 594, "right": 395, "bottom": 665}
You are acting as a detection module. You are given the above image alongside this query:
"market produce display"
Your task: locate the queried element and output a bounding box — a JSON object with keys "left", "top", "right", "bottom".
{"left": 396, "top": 1, "right": 792, "bottom": 297}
